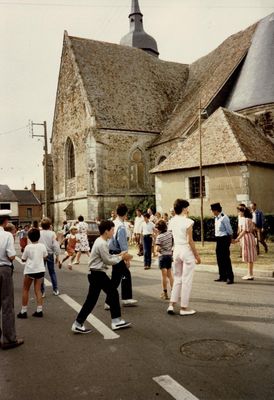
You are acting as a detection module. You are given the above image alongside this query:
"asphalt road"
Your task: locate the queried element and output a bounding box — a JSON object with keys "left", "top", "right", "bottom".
{"left": 1, "top": 258, "right": 274, "bottom": 400}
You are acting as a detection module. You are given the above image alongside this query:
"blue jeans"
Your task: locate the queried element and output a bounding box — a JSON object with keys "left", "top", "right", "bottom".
{"left": 41, "top": 254, "right": 58, "bottom": 292}
{"left": 143, "top": 235, "right": 152, "bottom": 267}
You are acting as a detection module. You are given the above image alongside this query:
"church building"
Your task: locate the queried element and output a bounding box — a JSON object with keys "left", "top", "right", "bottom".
{"left": 50, "top": 0, "right": 274, "bottom": 224}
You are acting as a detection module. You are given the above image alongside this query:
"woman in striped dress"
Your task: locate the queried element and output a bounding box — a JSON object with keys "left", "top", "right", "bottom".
{"left": 234, "top": 206, "right": 256, "bottom": 280}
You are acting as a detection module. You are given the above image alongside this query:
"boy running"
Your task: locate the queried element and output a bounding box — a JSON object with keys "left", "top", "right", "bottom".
{"left": 71, "top": 220, "right": 132, "bottom": 334}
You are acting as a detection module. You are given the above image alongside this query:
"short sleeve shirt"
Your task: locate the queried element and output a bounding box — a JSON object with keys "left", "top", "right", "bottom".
{"left": 168, "top": 215, "right": 194, "bottom": 246}
{"left": 22, "top": 243, "right": 47, "bottom": 274}
{"left": 0, "top": 228, "right": 16, "bottom": 267}
{"left": 155, "top": 231, "right": 173, "bottom": 255}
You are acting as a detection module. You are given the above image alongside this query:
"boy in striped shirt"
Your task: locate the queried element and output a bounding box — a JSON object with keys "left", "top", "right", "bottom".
{"left": 155, "top": 220, "right": 174, "bottom": 300}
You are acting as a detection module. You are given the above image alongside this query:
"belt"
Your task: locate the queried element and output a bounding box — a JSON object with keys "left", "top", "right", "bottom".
{"left": 109, "top": 250, "right": 120, "bottom": 255}
{"left": 143, "top": 234, "right": 152, "bottom": 236}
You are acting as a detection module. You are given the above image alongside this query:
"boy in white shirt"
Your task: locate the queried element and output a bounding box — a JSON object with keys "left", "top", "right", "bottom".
{"left": 141, "top": 213, "right": 155, "bottom": 270}
{"left": 17, "top": 229, "right": 47, "bottom": 318}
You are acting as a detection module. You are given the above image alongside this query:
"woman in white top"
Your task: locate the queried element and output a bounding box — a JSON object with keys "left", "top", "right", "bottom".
{"left": 167, "top": 199, "right": 201, "bottom": 316}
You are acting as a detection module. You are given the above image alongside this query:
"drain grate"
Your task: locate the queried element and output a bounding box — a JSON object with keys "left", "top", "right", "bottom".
{"left": 180, "top": 339, "right": 247, "bottom": 361}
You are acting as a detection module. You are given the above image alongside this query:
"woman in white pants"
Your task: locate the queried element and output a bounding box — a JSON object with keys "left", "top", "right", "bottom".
{"left": 167, "top": 199, "right": 201, "bottom": 316}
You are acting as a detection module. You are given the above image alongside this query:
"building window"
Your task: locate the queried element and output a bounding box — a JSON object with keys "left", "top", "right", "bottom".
{"left": 27, "top": 208, "right": 32, "bottom": 218}
{"left": 65, "top": 137, "right": 75, "bottom": 179}
{"left": 129, "top": 148, "right": 145, "bottom": 189}
{"left": 158, "top": 156, "right": 166, "bottom": 165}
{"left": 189, "top": 176, "right": 206, "bottom": 199}
{"left": 0, "top": 203, "right": 11, "bottom": 209}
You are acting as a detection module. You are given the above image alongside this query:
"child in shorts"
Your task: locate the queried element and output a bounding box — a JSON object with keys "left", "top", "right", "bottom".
{"left": 60, "top": 226, "right": 79, "bottom": 269}
{"left": 155, "top": 220, "right": 174, "bottom": 300}
{"left": 17, "top": 228, "right": 47, "bottom": 318}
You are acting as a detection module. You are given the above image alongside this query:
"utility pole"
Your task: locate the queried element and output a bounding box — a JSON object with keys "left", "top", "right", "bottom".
{"left": 30, "top": 120, "right": 50, "bottom": 218}
{"left": 198, "top": 99, "right": 204, "bottom": 246}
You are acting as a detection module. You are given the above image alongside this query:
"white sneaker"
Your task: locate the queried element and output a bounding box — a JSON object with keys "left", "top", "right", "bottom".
{"left": 111, "top": 319, "right": 131, "bottom": 331}
{"left": 179, "top": 309, "right": 196, "bottom": 316}
{"left": 71, "top": 321, "right": 92, "bottom": 334}
{"left": 167, "top": 305, "right": 175, "bottom": 315}
{"left": 122, "top": 299, "right": 138, "bottom": 307}
{"left": 242, "top": 275, "right": 254, "bottom": 280}
{"left": 104, "top": 303, "right": 110, "bottom": 310}
{"left": 53, "top": 289, "right": 60, "bottom": 296}
{"left": 42, "top": 292, "right": 46, "bottom": 298}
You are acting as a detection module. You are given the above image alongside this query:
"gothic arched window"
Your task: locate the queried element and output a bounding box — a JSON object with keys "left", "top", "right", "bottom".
{"left": 130, "top": 148, "right": 144, "bottom": 189}
{"left": 65, "top": 137, "right": 75, "bottom": 179}
{"left": 158, "top": 155, "right": 167, "bottom": 165}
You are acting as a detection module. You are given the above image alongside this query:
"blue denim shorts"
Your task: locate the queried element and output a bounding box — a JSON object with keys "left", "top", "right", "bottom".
{"left": 159, "top": 255, "right": 172, "bottom": 269}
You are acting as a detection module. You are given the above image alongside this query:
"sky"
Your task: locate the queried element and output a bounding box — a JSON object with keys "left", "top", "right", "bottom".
{"left": 0, "top": 0, "right": 273, "bottom": 190}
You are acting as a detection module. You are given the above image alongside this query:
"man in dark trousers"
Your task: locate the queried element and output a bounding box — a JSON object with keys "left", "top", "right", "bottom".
{"left": 105, "top": 204, "right": 137, "bottom": 308}
{"left": 0, "top": 210, "right": 24, "bottom": 349}
{"left": 250, "top": 202, "right": 268, "bottom": 254}
{"left": 211, "top": 203, "right": 234, "bottom": 285}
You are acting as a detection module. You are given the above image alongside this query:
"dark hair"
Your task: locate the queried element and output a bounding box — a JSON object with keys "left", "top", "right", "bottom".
{"left": 237, "top": 206, "right": 246, "bottom": 213}
{"left": 99, "top": 220, "right": 114, "bottom": 235}
{"left": 32, "top": 220, "right": 39, "bottom": 229}
{"left": 210, "top": 202, "right": 222, "bottom": 213}
{"left": 0, "top": 215, "right": 10, "bottom": 225}
{"left": 41, "top": 218, "right": 51, "bottom": 230}
{"left": 174, "top": 199, "right": 189, "bottom": 215}
{"left": 78, "top": 215, "right": 84, "bottom": 222}
{"left": 156, "top": 220, "right": 167, "bottom": 233}
{"left": 244, "top": 208, "right": 253, "bottom": 219}
{"left": 116, "top": 203, "right": 128, "bottom": 217}
{"left": 28, "top": 228, "right": 40, "bottom": 242}
{"left": 143, "top": 213, "right": 150, "bottom": 219}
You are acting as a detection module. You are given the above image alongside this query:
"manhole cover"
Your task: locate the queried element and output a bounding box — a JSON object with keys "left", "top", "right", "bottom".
{"left": 180, "top": 339, "right": 246, "bottom": 361}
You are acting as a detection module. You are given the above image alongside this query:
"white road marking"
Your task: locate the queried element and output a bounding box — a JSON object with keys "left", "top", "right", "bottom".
{"left": 15, "top": 256, "right": 24, "bottom": 265}
{"left": 153, "top": 375, "right": 200, "bottom": 400}
{"left": 59, "top": 294, "right": 120, "bottom": 340}
{"left": 15, "top": 256, "right": 119, "bottom": 340}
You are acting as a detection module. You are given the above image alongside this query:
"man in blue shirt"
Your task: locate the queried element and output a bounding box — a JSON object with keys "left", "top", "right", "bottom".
{"left": 106, "top": 204, "right": 137, "bottom": 307}
{"left": 250, "top": 202, "right": 268, "bottom": 254}
{"left": 211, "top": 203, "right": 234, "bottom": 284}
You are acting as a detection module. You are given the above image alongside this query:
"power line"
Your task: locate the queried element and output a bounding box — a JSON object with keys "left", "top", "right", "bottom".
{"left": 0, "top": 125, "right": 28, "bottom": 136}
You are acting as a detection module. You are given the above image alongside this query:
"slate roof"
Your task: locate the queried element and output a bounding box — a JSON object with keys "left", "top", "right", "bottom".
{"left": 0, "top": 185, "right": 18, "bottom": 202}
{"left": 226, "top": 13, "right": 274, "bottom": 111}
{"left": 68, "top": 35, "right": 189, "bottom": 132}
{"left": 13, "top": 190, "right": 41, "bottom": 205}
{"left": 151, "top": 22, "right": 257, "bottom": 147}
{"left": 150, "top": 107, "right": 274, "bottom": 173}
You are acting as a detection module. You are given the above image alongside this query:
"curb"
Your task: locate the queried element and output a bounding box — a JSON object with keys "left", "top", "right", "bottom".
{"left": 131, "top": 256, "right": 274, "bottom": 279}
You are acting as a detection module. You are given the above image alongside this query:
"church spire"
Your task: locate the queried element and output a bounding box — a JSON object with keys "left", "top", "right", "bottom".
{"left": 129, "top": 0, "right": 142, "bottom": 17}
{"left": 120, "top": 0, "right": 159, "bottom": 58}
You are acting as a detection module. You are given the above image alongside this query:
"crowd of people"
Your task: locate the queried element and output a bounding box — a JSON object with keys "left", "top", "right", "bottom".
{"left": 0, "top": 198, "right": 269, "bottom": 347}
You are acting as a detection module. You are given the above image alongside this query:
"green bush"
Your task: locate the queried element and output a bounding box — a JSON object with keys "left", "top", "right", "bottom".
{"left": 125, "top": 196, "right": 156, "bottom": 221}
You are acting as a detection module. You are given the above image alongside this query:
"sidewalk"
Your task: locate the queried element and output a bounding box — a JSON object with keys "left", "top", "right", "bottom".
{"left": 129, "top": 245, "right": 274, "bottom": 279}
{"left": 14, "top": 241, "right": 274, "bottom": 279}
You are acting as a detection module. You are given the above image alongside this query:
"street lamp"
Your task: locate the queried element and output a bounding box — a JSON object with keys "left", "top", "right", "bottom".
{"left": 198, "top": 100, "right": 208, "bottom": 246}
